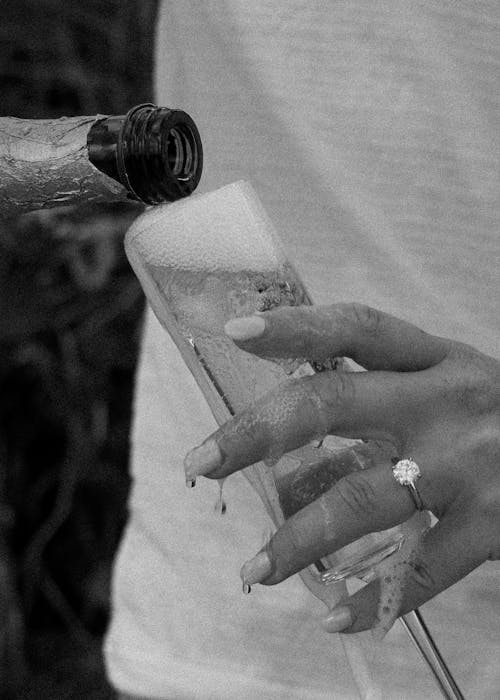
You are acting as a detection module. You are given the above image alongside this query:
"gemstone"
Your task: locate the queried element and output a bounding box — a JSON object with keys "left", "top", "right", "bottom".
{"left": 392, "top": 458, "right": 421, "bottom": 485}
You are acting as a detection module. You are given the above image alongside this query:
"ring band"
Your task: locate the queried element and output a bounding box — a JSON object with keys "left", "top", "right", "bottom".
{"left": 392, "top": 458, "right": 425, "bottom": 511}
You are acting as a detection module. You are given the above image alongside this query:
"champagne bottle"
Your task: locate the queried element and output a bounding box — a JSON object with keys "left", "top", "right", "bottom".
{"left": 0, "top": 103, "right": 202, "bottom": 219}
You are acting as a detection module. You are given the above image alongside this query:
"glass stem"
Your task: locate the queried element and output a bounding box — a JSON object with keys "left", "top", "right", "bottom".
{"left": 400, "top": 609, "right": 464, "bottom": 699}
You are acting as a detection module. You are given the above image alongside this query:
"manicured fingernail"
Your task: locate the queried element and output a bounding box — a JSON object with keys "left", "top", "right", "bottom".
{"left": 322, "top": 606, "right": 353, "bottom": 633}
{"left": 240, "top": 550, "right": 272, "bottom": 586}
{"left": 184, "top": 439, "right": 222, "bottom": 478}
{"left": 225, "top": 315, "right": 266, "bottom": 342}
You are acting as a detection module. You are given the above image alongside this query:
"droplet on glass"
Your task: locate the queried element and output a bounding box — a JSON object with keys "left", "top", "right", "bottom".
{"left": 214, "top": 479, "right": 227, "bottom": 515}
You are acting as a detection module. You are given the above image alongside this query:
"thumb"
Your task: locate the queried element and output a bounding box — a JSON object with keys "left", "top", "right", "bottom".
{"left": 322, "top": 507, "right": 486, "bottom": 634}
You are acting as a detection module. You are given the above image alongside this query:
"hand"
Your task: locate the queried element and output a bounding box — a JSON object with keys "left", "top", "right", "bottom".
{"left": 184, "top": 303, "right": 500, "bottom": 633}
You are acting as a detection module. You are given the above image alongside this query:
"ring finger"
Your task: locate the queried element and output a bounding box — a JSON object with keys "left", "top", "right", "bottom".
{"left": 240, "top": 460, "right": 421, "bottom": 587}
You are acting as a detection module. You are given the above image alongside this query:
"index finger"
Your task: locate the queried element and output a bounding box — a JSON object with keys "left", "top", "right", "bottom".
{"left": 225, "top": 303, "right": 451, "bottom": 372}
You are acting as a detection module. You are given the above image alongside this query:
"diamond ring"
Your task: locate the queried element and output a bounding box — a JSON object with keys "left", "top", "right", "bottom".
{"left": 392, "top": 458, "right": 425, "bottom": 511}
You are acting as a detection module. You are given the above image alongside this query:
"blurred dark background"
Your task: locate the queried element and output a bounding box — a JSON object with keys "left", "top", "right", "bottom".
{"left": 0, "top": 1, "right": 159, "bottom": 697}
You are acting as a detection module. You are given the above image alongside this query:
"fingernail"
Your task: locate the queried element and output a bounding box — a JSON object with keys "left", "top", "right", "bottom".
{"left": 184, "top": 439, "right": 222, "bottom": 478}
{"left": 225, "top": 315, "right": 266, "bottom": 342}
{"left": 322, "top": 606, "right": 353, "bottom": 633}
{"left": 240, "top": 550, "right": 273, "bottom": 586}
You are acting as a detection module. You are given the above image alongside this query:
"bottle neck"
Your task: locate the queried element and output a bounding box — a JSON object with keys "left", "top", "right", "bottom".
{"left": 87, "top": 103, "right": 203, "bottom": 205}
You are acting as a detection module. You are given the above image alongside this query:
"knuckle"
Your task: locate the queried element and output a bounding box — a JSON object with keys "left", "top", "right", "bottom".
{"left": 335, "top": 472, "right": 382, "bottom": 523}
{"left": 348, "top": 302, "right": 383, "bottom": 337}
{"left": 281, "top": 376, "right": 317, "bottom": 425}
{"left": 310, "top": 370, "right": 356, "bottom": 420}
{"left": 407, "top": 556, "right": 438, "bottom": 597}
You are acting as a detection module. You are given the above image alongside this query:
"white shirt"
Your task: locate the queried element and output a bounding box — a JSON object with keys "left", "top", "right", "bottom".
{"left": 104, "top": 2, "right": 500, "bottom": 698}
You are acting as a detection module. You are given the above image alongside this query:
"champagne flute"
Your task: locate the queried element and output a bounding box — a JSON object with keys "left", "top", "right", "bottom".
{"left": 124, "top": 180, "right": 463, "bottom": 699}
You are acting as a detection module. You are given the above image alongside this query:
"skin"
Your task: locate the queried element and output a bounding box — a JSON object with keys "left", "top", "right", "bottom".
{"left": 184, "top": 303, "right": 500, "bottom": 633}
